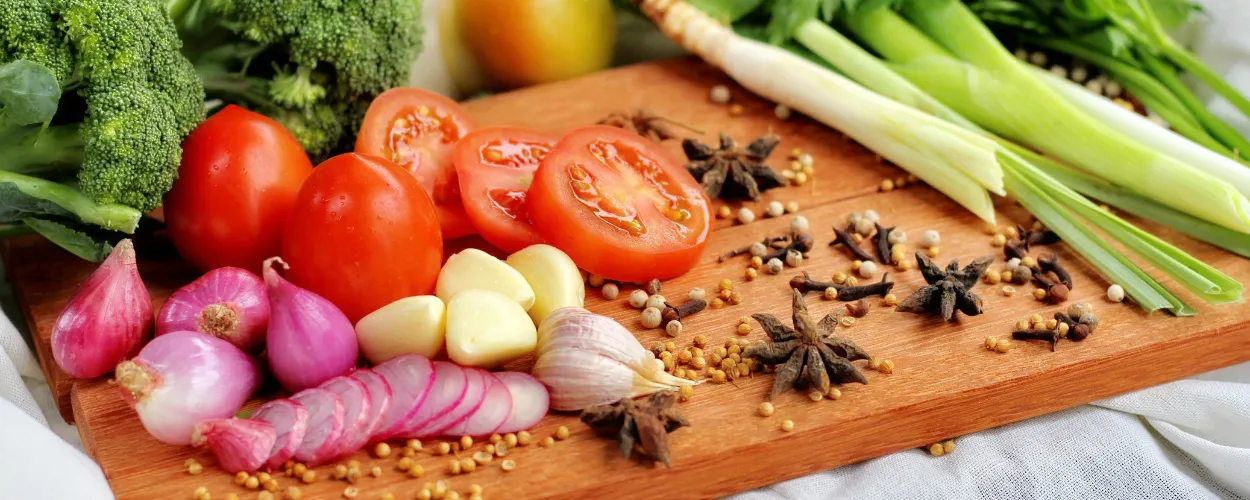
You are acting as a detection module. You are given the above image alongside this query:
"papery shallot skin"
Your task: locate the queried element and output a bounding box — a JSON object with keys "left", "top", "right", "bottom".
{"left": 264, "top": 257, "right": 359, "bottom": 392}
{"left": 192, "top": 418, "right": 276, "bottom": 473}
{"left": 52, "top": 239, "right": 153, "bottom": 378}
{"left": 158, "top": 267, "right": 269, "bottom": 353}
{"left": 116, "top": 331, "right": 261, "bottom": 445}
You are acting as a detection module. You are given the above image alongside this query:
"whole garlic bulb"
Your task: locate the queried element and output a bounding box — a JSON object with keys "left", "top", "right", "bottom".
{"left": 533, "top": 308, "right": 695, "bottom": 411}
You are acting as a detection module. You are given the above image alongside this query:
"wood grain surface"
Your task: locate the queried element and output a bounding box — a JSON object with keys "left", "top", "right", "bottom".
{"left": 6, "top": 58, "right": 1250, "bottom": 500}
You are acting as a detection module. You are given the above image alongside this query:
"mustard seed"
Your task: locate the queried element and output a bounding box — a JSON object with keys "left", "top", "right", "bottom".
{"left": 495, "top": 442, "right": 509, "bottom": 457}
{"left": 381, "top": 493, "right": 396, "bottom": 500}
{"left": 984, "top": 270, "right": 1001, "bottom": 284}
{"left": 1058, "top": 322, "right": 1071, "bottom": 336}
{"left": 926, "top": 246, "right": 940, "bottom": 258}
{"left": 397, "top": 458, "right": 414, "bottom": 472}
{"left": 194, "top": 486, "right": 208, "bottom": 499}
{"left": 780, "top": 420, "right": 795, "bottom": 431}
{"left": 839, "top": 316, "right": 856, "bottom": 327}
{"left": 1033, "top": 288, "right": 1047, "bottom": 300}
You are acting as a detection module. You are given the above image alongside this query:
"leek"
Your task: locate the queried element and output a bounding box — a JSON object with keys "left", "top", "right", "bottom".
{"left": 847, "top": 2, "right": 1250, "bottom": 234}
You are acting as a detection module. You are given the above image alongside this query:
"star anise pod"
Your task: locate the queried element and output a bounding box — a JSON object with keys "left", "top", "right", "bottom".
{"left": 682, "top": 132, "right": 785, "bottom": 201}
{"left": 580, "top": 391, "right": 690, "bottom": 468}
{"left": 743, "top": 289, "right": 871, "bottom": 400}
{"left": 895, "top": 253, "right": 994, "bottom": 321}
{"left": 598, "top": 108, "right": 702, "bottom": 143}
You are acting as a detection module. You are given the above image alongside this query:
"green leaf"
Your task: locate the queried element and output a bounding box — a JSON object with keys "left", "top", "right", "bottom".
{"left": 0, "top": 182, "right": 75, "bottom": 222}
{"left": 22, "top": 218, "right": 113, "bottom": 262}
{"left": 0, "top": 171, "right": 142, "bottom": 232}
{"left": 766, "top": 0, "right": 822, "bottom": 43}
{"left": 1147, "top": 0, "right": 1201, "bottom": 28}
{"left": 235, "top": 409, "right": 253, "bottom": 419}
{"left": 689, "top": 0, "right": 766, "bottom": 22}
{"left": 0, "top": 60, "right": 61, "bottom": 126}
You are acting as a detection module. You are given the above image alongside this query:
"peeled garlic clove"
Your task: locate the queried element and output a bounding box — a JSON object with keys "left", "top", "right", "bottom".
{"left": 355, "top": 296, "right": 446, "bottom": 363}
{"left": 445, "top": 289, "right": 537, "bottom": 368}
{"left": 505, "top": 245, "right": 584, "bottom": 326}
{"left": 437, "top": 248, "right": 536, "bottom": 310}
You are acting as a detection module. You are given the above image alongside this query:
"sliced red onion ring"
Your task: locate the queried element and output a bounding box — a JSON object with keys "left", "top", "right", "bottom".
{"left": 492, "top": 372, "right": 549, "bottom": 434}
{"left": 397, "top": 361, "right": 467, "bottom": 438}
{"left": 417, "top": 367, "right": 488, "bottom": 438}
{"left": 251, "top": 398, "right": 309, "bottom": 471}
{"left": 443, "top": 371, "right": 513, "bottom": 437}
{"left": 348, "top": 369, "right": 392, "bottom": 440}
{"left": 290, "top": 388, "right": 344, "bottom": 465}
{"left": 318, "top": 376, "right": 372, "bottom": 460}
{"left": 371, "top": 354, "right": 436, "bottom": 440}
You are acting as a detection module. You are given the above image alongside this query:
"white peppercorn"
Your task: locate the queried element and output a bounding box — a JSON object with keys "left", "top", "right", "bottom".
{"left": 785, "top": 249, "right": 803, "bottom": 267}
{"left": 601, "top": 283, "right": 619, "bottom": 300}
{"left": 790, "top": 215, "right": 809, "bottom": 233}
{"left": 846, "top": 212, "right": 862, "bottom": 225}
{"left": 784, "top": 201, "right": 799, "bottom": 213}
{"left": 919, "top": 229, "right": 940, "bottom": 249}
{"left": 862, "top": 209, "right": 880, "bottom": 223}
{"left": 749, "top": 241, "right": 768, "bottom": 257}
{"left": 854, "top": 217, "right": 875, "bottom": 236}
{"left": 641, "top": 307, "right": 663, "bottom": 329}
{"left": 765, "top": 201, "right": 784, "bottom": 217}
{"left": 887, "top": 230, "right": 906, "bottom": 245}
{"left": 709, "top": 84, "right": 731, "bottom": 104}
{"left": 797, "top": 153, "right": 813, "bottom": 169}
{"left": 665, "top": 320, "right": 683, "bottom": 337}
{"left": 1107, "top": 284, "right": 1125, "bottom": 302}
{"left": 1029, "top": 51, "right": 1047, "bottom": 66}
{"left": 858, "top": 260, "right": 878, "bottom": 279}
{"left": 774, "top": 104, "right": 791, "bottom": 120}
{"left": 1105, "top": 81, "right": 1123, "bottom": 98}
{"left": 1006, "top": 257, "right": 1021, "bottom": 269}
{"left": 766, "top": 258, "right": 784, "bottom": 274}
{"left": 628, "top": 290, "right": 648, "bottom": 308}
{"left": 737, "top": 207, "right": 756, "bottom": 224}
{"left": 645, "top": 294, "right": 667, "bottom": 310}
{"left": 688, "top": 288, "right": 706, "bottom": 301}
{"left": 587, "top": 274, "right": 606, "bottom": 288}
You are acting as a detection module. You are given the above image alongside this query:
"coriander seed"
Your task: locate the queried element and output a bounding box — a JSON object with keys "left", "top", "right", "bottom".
{"left": 745, "top": 267, "right": 758, "bottom": 281}
{"left": 758, "top": 402, "right": 775, "bottom": 417}
{"left": 343, "top": 486, "right": 359, "bottom": 499}
{"left": 301, "top": 470, "right": 316, "bottom": 484}
{"left": 461, "top": 457, "right": 477, "bottom": 473}
{"left": 943, "top": 440, "right": 957, "bottom": 453}
{"left": 729, "top": 292, "right": 744, "bottom": 305}
{"left": 827, "top": 387, "right": 842, "bottom": 400}
{"left": 374, "top": 442, "right": 391, "bottom": 458}
{"left": 234, "top": 471, "right": 249, "bottom": 485}
{"left": 501, "top": 459, "right": 517, "bottom": 472}
{"left": 737, "top": 323, "right": 752, "bottom": 335}
{"left": 540, "top": 436, "right": 555, "bottom": 448}
{"left": 839, "top": 316, "right": 855, "bottom": 327}
{"left": 809, "top": 390, "right": 824, "bottom": 402}
{"left": 824, "top": 287, "right": 839, "bottom": 300}
{"left": 926, "top": 246, "right": 940, "bottom": 258}
{"left": 472, "top": 451, "right": 493, "bottom": 465}
{"left": 679, "top": 385, "right": 694, "bottom": 402}
{"left": 709, "top": 84, "right": 731, "bottom": 103}
{"left": 1015, "top": 319, "right": 1030, "bottom": 331}
{"left": 785, "top": 201, "right": 800, "bottom": 213}
{"left": 1033, "top": 288, "right": 1047, "bottom": 301}
{"left": 749, "top": 256, "right": 763, "bottom": 268}
{"left": 717, "top": 205, "right": 732, "bottom": 218}
{"left": 928, "top": 443, "right": 945, "bottom": 457}
{"left": 883, "top": 293, "right": 898, "bottom": 307}
{"left": 780, "top": 420, "right": 795, "bottom": 431}
{"left": 246, "top": 476, "right": 260, "bottom": 489}
{"left": 286, "top": 487, "right": 302, "bottom": 500}
{"left": 1002, "top": 286, "right": 1016, "bottom": 297}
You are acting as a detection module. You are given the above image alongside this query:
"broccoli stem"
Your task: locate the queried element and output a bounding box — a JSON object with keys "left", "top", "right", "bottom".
{"left": 0, "top": 171, "right": 142, "bottom": 233}
{"left": 0, "top": 123, "right": 85, "bottom": 174}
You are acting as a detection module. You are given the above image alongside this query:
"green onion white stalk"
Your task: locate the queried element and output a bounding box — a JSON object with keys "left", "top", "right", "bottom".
{"left": 639, "top": 0, "right": 1002, "bottom": 223}
{"left": 848, "top": 3, "right": 1250, "bottom": 234}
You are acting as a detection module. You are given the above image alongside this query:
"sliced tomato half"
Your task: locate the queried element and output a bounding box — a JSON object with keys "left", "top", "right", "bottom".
{"left": 356, "top": 88, "right": 477, "bottom": 239}
{"left": 454, "top": 127, "right": 556, "bottom": 253}
{"left": 526, "top": 125, "right": 711, "bottom": 281}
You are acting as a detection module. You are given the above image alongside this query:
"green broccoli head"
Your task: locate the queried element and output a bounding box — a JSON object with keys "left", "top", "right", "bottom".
{"left": 211, "top": 0, "right": 423, "bottom": 99}
{"left": 0, "top": 0, "right": 75, "bottom": 82}
{"left": 55, "top": 0, "right": 205, "bottom": 211}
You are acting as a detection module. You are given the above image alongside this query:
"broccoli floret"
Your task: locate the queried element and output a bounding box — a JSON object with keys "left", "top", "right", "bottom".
{"left": 0, "top": 0, "right": 204, "bottom": 259}
{"left": 172, "top": 0, "right": 423, "bottom": 159}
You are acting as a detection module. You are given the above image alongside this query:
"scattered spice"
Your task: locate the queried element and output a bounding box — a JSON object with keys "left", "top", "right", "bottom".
{"left": 737, "top": 207, "right": 756, "bottom": 224}
{"left": 580, "top": 391, "right": 690, "bottom": 467}
{"left": 540, "top": 436, "right": 555, "bottom": 448}
{"left": 845, "top": 299, "right": 870, "bottom": 318}
{"left": 641, "top": 307, "right": 663, "bottom": 329}
{"left": 628, "top": 290, "right": 649, "bottom": 309}
{"left": 518, "top": 430, "right": 532, "bottom": 446}
{"left": 984, "top": 336, "right": 1012, "bottom": 353}
{"left": 709, "top": 84, "right": 731, "bottom": 104}
{"left": 501, "top": 459, "right": 517, "bottom": 472}
{"left": 789, "top": 271, "right": 895, "bottom": 301}
{"left": 829, "top": 223, "right": 877, "bottom": 262}
{"left": 763, "top": 233, "right": 816, "bottom": 264}
{"left": 661, "top": 299, "right": 707, "bottom": 327}
{"left": 598, "top": 109, "right": 701, "bottom": 143}
{"left": 374, "top": 442, "right": 391, "bottom": 458}
{"left": 883, "top": 293, "right": 898, "bottom": 307}
{"left": 858, "top": 260, "right": 879, "bottom": 279}
{"left": 1034, "top": 253, "right": 1074, "bottom": 289}
{"left": 896, "top": 253, "right": 993, "bottom": 321}
{"left": 717, "top": 205, "right": 732, "bottom": 218}
{"left": 682, "top": 133, "right": 785, "bottom": 200}
{"left": 780, "top": 420, "right": 795, "bottom": 432}
{"left": 873, "top": 223, "right": 897, "bottom": 263}
{"left": 744, "top": 290, "right": 871, "bottom": 399}
{"left": 718, "top": 235, "right": 789, "bottom": 262}
{"left": 1107, "top": 284, "right": 1125, "bottom": 302}
{"left": 286, "top": 487, "right": 302, "bottom": 500}
{"left": 927, "top": 443, "right": 945, "bottom": 457}
{"left": 758, "top": 402, "right": 775, "bottom": 417}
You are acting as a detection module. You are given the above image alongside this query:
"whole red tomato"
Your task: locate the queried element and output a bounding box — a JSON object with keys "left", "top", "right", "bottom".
{"left": 282, "top": 153, "right": 443, "bottom": 322}
{"left": 164, "top": 105, "right": 313, "bottom": 272}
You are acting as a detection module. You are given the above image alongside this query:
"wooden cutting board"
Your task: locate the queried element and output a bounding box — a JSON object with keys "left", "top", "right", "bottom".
{"left": 6, "top": 58, "right": 1250, "bottom": 500}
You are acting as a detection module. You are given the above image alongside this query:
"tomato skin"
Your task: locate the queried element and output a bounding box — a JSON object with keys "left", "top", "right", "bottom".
{"left": 458, "top": 0, "right": 617, "bottom": 88}
{"left": 164, "top": 105, "right": 313, "bottom": 273}
{"left": 281, "top": 153, "right": 443, "bottom": 323}
{"left": 454, "top": 127, "right": 555, "bottom": 253}
{"left": 527, "top": 126, "right": 711, "bottom": 282}
{"left": 356, "top": 87, "right": 477, "bottom": 239}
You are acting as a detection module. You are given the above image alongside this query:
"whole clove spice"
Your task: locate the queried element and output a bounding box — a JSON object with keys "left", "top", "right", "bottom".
{"left": 598, "top": 109, "right": 702, "bottom": 143}
{"left": 1012, "top": 329, "right": 1062, "bottom": 351}
{"left": 661, "top": 299, "right": 707, "bottom": 326}
{"left": 580, "top": 391, "right": 690, "bottom": 468}
{"left": 789, "top": 272, "right": 895, "bottom": 301}
{"left": 764, "top": 233, "right": 815, "bottom": 263}
{"left": 896, "top": 253, "right": 994, "bottom": 322}
{"left": 873, "top": 223, "right": 896, "bottom": 264}
{"left": 845, "top": 299, "right": 870, "bottom": 318}
{"left": 718, "top": 235, "right": 789, "bottom": 263}
{"left": 1035, "top": 253, "right": 1074, "bottom": 289}
{"left": 829, "top": 223, "right": 878, "bottom": 262}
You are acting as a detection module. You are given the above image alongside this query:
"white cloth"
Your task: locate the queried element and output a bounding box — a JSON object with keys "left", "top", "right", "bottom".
{"left": 3, "top": 3, "right": 1249, "bottom": 499}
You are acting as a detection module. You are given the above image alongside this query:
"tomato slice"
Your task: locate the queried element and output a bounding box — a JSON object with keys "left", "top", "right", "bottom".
{"left": 527, "top": 125, "right": 711, "bottom": 281}
{"left": 454, "top": 127, "right": 555, "bottom": 253}
{"left": 356, "top": 87, "right": 477, "bottom": 239}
